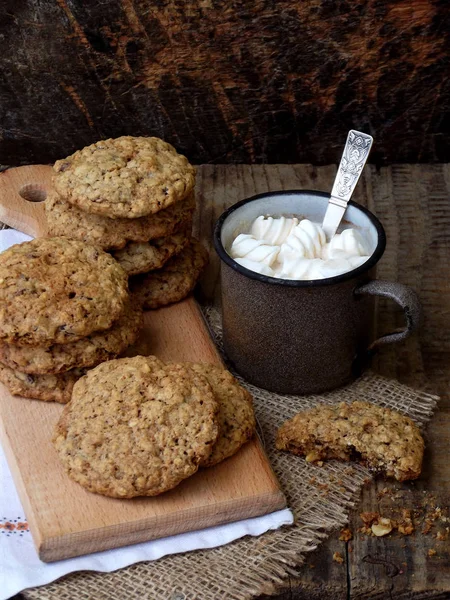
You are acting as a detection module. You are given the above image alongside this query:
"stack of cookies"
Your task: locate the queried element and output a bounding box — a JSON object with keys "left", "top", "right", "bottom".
{"left": 0, "top": 237, "right": 142, "bottom": 403}
{"left": 46, "top": 136, "right": 208, "bottom": 309}
{"left": 53, "top": 355, "right": 256, "bottom": 497}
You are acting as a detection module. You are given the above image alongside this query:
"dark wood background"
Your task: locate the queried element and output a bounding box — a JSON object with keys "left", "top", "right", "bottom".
{"left": 1, "top": 0, "right": 449, "bottom": 166}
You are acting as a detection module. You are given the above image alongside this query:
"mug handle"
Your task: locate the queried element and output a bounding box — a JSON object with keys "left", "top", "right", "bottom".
{"left": 354, "top": 280, "right": 422, "bottom": 350}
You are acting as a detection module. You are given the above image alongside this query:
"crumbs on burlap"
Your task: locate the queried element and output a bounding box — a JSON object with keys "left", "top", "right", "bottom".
{"left": 0, "top": 516, "right": 30, "bottom": 537}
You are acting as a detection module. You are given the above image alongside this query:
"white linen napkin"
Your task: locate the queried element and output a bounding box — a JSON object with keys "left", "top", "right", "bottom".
{"left": 0, "top": 229, "right": 294, "bottom": 600}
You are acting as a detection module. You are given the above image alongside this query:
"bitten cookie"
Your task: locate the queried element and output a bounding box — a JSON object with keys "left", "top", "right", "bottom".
{"left": 52, "top": 356, "right": 219, "bottom": 498}
{"left": 130, "top": 238, "right": 208, "bottom": 309}
{"left": 45, "top": 191, "right": 196, "bottom": 250}
{"left": 53, "top": 136, "right": 196, "bottom": 218}
{"left": 187, "top": 363, "right": 256, "bottom": 467}
{"left": 0, "top": 302, "right": 143, "bottom": 374}
{"left": 276, "top": 401, "right": 424, "bottom": 482}
{"left": 111, "top": 228, "right": 191, "bottom": 276}
{"left": 0, "top": 363, "right": 86, "bottom": 403}
{"left": 0, "top": 237, "right": 129, "bottom": 346}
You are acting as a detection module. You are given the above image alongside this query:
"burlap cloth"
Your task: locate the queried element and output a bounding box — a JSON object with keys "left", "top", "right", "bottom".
{"left": 21, "top": 306, "right": 438, "bottom": 600}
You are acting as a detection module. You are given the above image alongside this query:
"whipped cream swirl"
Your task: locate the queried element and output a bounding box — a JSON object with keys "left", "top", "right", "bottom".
{"left": 230, "top": 216, "right": 371, "bottom": 280}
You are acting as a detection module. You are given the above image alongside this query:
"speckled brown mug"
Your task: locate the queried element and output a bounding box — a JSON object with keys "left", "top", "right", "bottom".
{"left": 214, "top": 190, "right": 421, "bottom": 395}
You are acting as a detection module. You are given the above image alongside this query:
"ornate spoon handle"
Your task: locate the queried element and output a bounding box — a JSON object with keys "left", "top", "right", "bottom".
{"left": 322, "top": 130, "right": 373, "bottom": 239}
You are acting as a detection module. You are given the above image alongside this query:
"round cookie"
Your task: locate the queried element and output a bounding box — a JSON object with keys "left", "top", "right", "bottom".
{"left": 130, "top": 238, "right": 208, "bottom": 309}
{"left": 0, "top": 363, "right": 86, "bottom": 403}
{"left": 45, "top": 191, "right": 196, "bottom": 250}
{"left": 53, "top": 136, "right": 196, "bottom": 219}
{"left": 0, "top": 302, "right": 143, "bottom": 374}
{"left": 187, "top": 363, "right": 255, "bottom": 467}
{"left": 111, "top": 228, "right": 191, "bottom": 277}
{"left": 52, "top": 356, "right": 219, "bottom": 498}
{"left": 0, "top": 237, "right": 129, "bottom": 347}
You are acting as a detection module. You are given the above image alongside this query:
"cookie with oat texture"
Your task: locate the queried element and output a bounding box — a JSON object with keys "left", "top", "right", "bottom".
{"left": 276, "top": 401, "right": 424, "bottom": 482}
{"left": 0, "top": 302, "right": 142, "bottom": 374}
{"left": 111, "top": 227, "right": 191, "bottom": 276}
{"left": 130, "top": 238, "right": 208, "bottom": 309}
{"left": 0, "top": 237, "right": 128, "bottom": 346}
{"left": 186, "top": 363, "right": 256, "bottom": 467}
{"left": 0, "top": 363, "right": 86, "bottom": 403}
{"left": 52, "top": 356, "right": 219, "bottom": 498}
{"left": 45, "top": 190, "right": 196, "bottom": 250}
{"left": 53, "top": 136, "right": 195, "bottom": 219}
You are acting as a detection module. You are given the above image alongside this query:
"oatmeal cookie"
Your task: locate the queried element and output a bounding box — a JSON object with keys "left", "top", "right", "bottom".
{"left": 276, "top": 401, "right": 424, "bottom": 481}
{"left": 0, "top": 237, "right": 129, "bottom": 346}
{"left": 187, "top": 363, "right": 255, "bottom": 467}
{"left": 130, "top": 238, "right": 208, "bottom": 309}
{"left": 52, "top": 356, "right": 219, "bottom": 498}
{"left": 45, "top": 191, "right": 196, "bottom": 250}
{"left": 0, "top": 302, "right": 142, "bottom": 374}
{"left": 53, "top": 136, "right": 196, "bottom": 218}
{"left": 0, "top": 363, "right": 86, "bottom": 403}
{"left": 111, "top": 227, "right": 191, "bottom": 276}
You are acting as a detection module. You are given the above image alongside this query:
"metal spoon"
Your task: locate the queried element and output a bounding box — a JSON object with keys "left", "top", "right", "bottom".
{"left": 322, "top": 129, "right": 373, "bottom": 240}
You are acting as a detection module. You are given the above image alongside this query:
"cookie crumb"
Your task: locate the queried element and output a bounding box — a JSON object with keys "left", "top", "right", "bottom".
{"left": 397, "top": 509, "right": 414, "bottom": 535}
{"left": 360, "top": 512, "right": 380, "bottom": 527}
{"left": 428, "top": 549, "right": 437, "bottom": 557}
{"left": 339, "top": 527, "right": 353, "bottom": 542}
{"left": 377, "top": 486, "right": 391, "bottom": 500}
{"left": 333, "top": 551, "right": 344, "bottom": 564}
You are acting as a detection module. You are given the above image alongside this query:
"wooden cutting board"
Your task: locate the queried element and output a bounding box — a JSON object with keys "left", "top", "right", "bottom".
{"left": 0, "top": 165, "right": 286, "bottom": 562}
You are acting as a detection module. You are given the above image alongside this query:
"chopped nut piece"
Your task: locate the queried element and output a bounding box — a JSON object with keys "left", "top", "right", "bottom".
{"left": 372, "top": 517, "right": 393, "bottom": 537}
{"left": 339, "top": 527, "right": 353, "bottom": 542}
{"left": 333, "top": 551, "right": 344, "bottom": 564}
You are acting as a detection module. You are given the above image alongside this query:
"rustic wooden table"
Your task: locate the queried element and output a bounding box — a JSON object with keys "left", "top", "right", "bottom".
{"left": 193, "top": 164, "right": 450, "bottom": 600}
{"left": 8, "top": 163, "right": 450, "bottom": 600}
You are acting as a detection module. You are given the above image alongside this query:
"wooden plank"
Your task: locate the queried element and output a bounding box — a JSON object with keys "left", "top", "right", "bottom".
{"left": 1, "top": 2, "right": 449, "bottom": 166}
{"left": 0, "top": 165, "right": 286, "bottom": 562}
{"left": 195, "top": 164, "right": 450, "bottom": 599}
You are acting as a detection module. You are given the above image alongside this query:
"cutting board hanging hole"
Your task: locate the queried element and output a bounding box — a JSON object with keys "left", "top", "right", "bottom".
{"left": 0, "top": 165, "right": 52, "bottom": 236}
{"left": 19, "top": 183, "right": 48, "bottom": 203}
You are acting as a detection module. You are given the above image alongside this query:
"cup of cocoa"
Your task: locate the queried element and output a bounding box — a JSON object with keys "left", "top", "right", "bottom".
{"left": 213, "top": 190, "right": 421, "bottom": 395}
